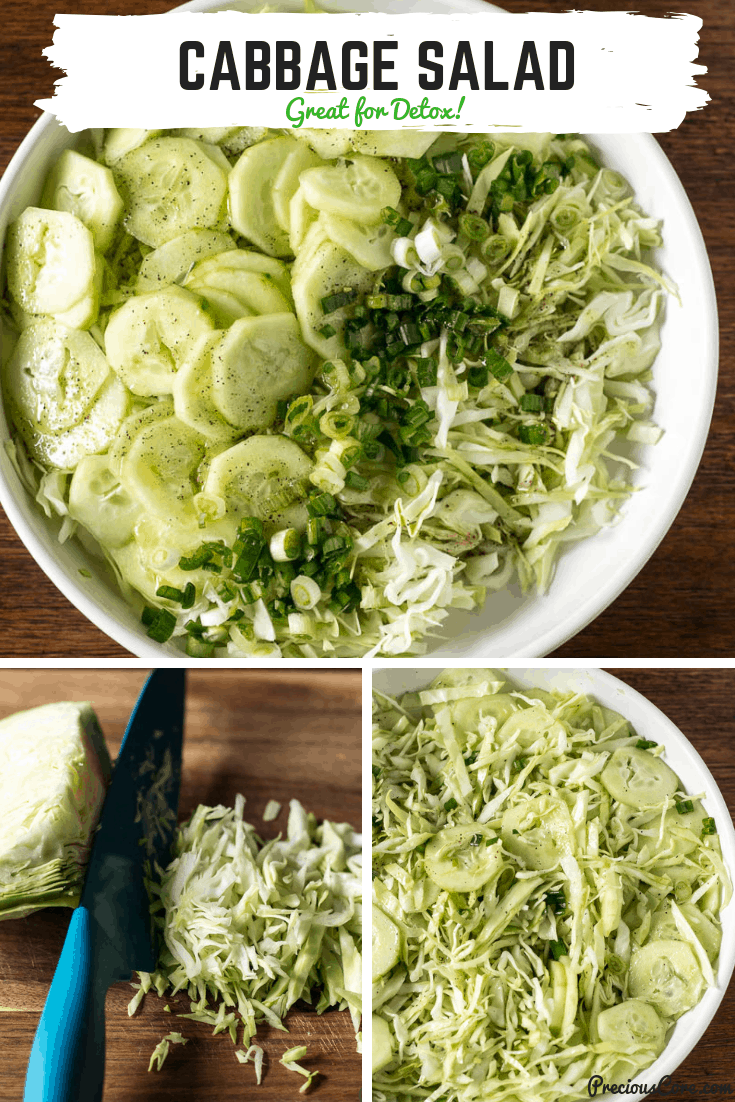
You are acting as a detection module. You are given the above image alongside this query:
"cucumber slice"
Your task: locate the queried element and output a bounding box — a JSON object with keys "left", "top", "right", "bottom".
{"left": 173, "top": 333, "right": 240, "bottom": 442}
{"left": 186, "top": 281, "right": 254, "bottom": 329}
{"left": 114, "top": 137, "right": 228, "bottom": 248}
{"left": 107, "top": 400, "right": 174, "bottom": 479}
{"left": 372, "top": 905, "right": 400, "bottom": 981}
{"left": 221, "top": 126, "right": 269, "bottom": 157}
{"left": 103, "top": 129, "right": 162, "bottom": 165}
{"left": 6, "top": 207, "right": 97, "bottom": 317}
{"left": 4, "top": 318, "right": 110, "bottom": 435}
{"left": 597, "top": 999, "right": 666, "bottom": 1053}
{"left": 204, "top": 435, "right": 312, "bottom": 532}
{"left": 448, "top": 692, "right": 517, "bottom": 734}
{"left": 649, "top": 900, "right": 722, "bottom": 962}
{"left": 497, "top": 705, "right": 565, "bottom": 748}
{"left": 194, "top": 140, "right": 232, "bottom": 177}
{"left": 191, "top": 249, "right": 293, "bottom": 306}
{"left": 186, "top": 267, "right": 292, "bottom": 318}
{"left": 322, "top": 212, "right": 396, "bottom": 271}
{"left": 291, "top": 237, "right": 374, "bottom": 359}
{"left": 211, "top": 313, "right": 316, "bottom": 433}
{"left": 41, "top": 150, "right": 124, "bottom": 254}
{"left": 372, "top": 1016, "right": 394, "bottom": 1075}
{"left": 289, "top": 129, "right": 354, "bottom": 160}
{"left": 10, "top": 260, "right": 102, "bottom": 333}
{"left": 273, "top": 144, "right": 324, "bottom": 233}
{"left": 299, "top": 155, "right": 401, "bottom": 224}
{"left": 228, "top": 136, "right": 299, "bottom": 257}
{"left": 661, "top": 800, "right": 708, "bottom": 855}
{"left": 289, "top": 187, "right": 318, "bottom": 254}
{"left": 629, "top": 939, "right": 704, "bottom": 1019}
{"left": 424, "top": 825, "right": 503, "bottom": 892}
{"left": 136, "top": 229, "right": 236, "bottom": 292}
{"left": 350, "top": 130, "right": 438, "bottom": 159}
{"left": 174, "top": 127, "right": 241, "bottom": 145}
{"left": 501, "top": 797, "right": 575, "bottom": 871}
{"left": 104, "top": 286, "right": 214, "bottom": 397}
{"left": 120, "top": 414, "right": 207, "bottom": 522}
{"left": 68, "top": 453, "right": 143, "bottom": 548}
{"left": 601, "top": 748, "right": 679, "bottom": 808}
{"left": 16, "top": 376, "right": 130, "bottom": 470}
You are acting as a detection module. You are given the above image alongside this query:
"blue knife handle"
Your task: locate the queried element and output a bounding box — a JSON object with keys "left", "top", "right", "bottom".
{"left": 24, "top": 906, "right": 105, "bottom": 1102}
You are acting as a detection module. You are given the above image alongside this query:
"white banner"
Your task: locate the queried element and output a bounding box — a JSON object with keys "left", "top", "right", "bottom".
{"left": 37, "top": 11, "right": 707, "bottom": 134}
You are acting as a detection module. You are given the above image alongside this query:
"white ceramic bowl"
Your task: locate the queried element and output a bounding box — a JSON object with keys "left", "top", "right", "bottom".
{"left": 372, "top": 665, "right": 735, "bottom": 1090}
{"left": 0, "top": 0, "right": 718, "bottom": 658}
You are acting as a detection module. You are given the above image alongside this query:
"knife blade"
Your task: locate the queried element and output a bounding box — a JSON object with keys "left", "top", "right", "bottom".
{"left": 24, "top": 669, "right": 186, "bottom": 1102}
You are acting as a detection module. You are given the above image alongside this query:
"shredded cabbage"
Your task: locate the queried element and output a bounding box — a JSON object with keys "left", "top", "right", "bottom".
{"left": 130, "top": 795, "right": 361, "bottom": 1072}
{"left": 372, "top": 671, "right": 730, "bottom": 1101}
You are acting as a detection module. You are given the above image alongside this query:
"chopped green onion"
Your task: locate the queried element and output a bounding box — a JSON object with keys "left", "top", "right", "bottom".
{"left": 444, "top": 798, "right": 458, "bottom": 811}
{"left": 186, "top": 635, "right": 215, "bottom": 658}
{"left": 636, "top": 739, "right": 658, "bottom": 750}
{"left": 519, "top": 393, "right": 545, "bottom": 412}
{"left": 470, "top": 834, "right": 482, "bottom": 846}
{"left": 486, "top": 347, "right": 513, "bottom": 381}
{"left": 344, "top": 471, "right": 369, "bottom": 491}
{"left": 269, "top": 528, "right": 301, "bottom": 562}
{"left": 518, "top": 424, "right": 547, "bottom": 445}
{"left": 550, "top": 940, "right": 568, "bottom": 960}
{"left": 320, "top": 289, "right": 356, "bottom": 314}
{"left": 145, "top": 608, "right": 177, "bottom": 644}
{"left": 319, "top": 323, "right": 336, "bottom": 339}
{"left": 458, "top": 212, "right": 490, "bottom": 241}
{"left": 702, "top": 817, "right": 717, "bottom": 836}
{"left": 676, "top": 800, "right": 694, "bottom": 815}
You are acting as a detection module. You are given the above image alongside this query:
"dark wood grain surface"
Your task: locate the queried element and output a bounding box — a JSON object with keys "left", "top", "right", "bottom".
{"left": 0, "top": 0, "right": 733, "bottom": 657}
{"left": 0, "top": 668, "right": 362, "bottom": 1101}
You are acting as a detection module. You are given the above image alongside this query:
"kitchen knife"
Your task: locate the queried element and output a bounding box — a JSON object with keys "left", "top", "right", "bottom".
{"left": 24, "top": 669, "right": 186, "bottom": 1102}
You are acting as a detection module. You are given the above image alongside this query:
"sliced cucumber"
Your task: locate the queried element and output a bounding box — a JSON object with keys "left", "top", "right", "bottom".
{"left": 194, "top": 140, "right": 232, "bottom": 177}
{"left": 289, "top": 187, "right": 319, "bottom": 254}
{"left": 228, "top": 136, "right": 299, "bottom": 257}
{"left": 186, "top": 282, "right": 254, "bottom": 329}
{"left": 497, "top": 705, "right": 565, "bottom": 749}
{"left": 120, "top": 414, "right": 207, "bottom": 522}
{"left": 186, "top": 267, "right": 292, "bottom": 318}
{"left": 6, "top": 207, "right": 97, "bottom": 317}
{"left": 291, "top": 237, "right": 374, "bottom": 360}
{"left": 4, "top": 318, "right": 110, "bottom": 435}
{"left": 173, "top": 126, "right": 241, "bottom": 145}
{"left": 104, "top": 286, "right": 214, "bottom": 396}
{"left": 299, "top": 155, "right": 401, "bottom": 224}
{"left": 322, "top": 212, "right": 396, "bottom": 271}
{"left": 501, "top": 797, "right": 575, "bottom": 871}
{"left": 204, "top": 435, "right": 312, "bottom": 531}
{"left": 601, "top": 748, "right": 679, "bottom": 808}
{"left": 107, "top": 400, "right": 174, "bottom": 479}
{"left": 114, "top": 137, "right": 228, "bottom": 248}
{"left": 136, "top": 229, "right": 236, "bottom": 292}
{"left": 350, "top": 130, "right": 438, "bottom": 159}
{"left": 648, "top": 899, "right": 722, "bottom": 962}
{"left": 41, "top": 150, "right": 123, "bottom": 254}
{"left": 15, "top": 376, "right": 130, "bottom": 470}
{"left": 629, "top": 939, "right": 704, "bottom": 1019}
{"left": 372, "top": 905, "right": 400, "bottom": 981}
{"left": 68, "top": 453, "right": 143, "bottom": 548}
{"left": 662, "top": 801, "right": 709, "bottom": 855}
{"left": 597, "top": 999, "right": 665, "bottom": 1052}
{"left": 190, "top": 249, "right": 293, "bottom": 306}
{"left": 10, "top": 261, "right": 102, "bottom": 333}
{"left": 372, "top": 1016, "right": 394, "bottom": 1075}
{"left": 424, "top": 824, "right": 503, "bottom": 892}
{"left": 288, "top": 129, "right": 353, "bottom": 160}
{"left": 173, "top": 333, "right": 240, "bottom": 442}
{"left": 211, "top": 313, "right": 316, "bottom": 433}
{"left": 103, "top": 128, "right": 162, "bottom": 165}
{"left": 448, "top": 692, "right": 518, "bottom": 734}
{"left": 272, "top": 143, "right": 324, "bottom": 233}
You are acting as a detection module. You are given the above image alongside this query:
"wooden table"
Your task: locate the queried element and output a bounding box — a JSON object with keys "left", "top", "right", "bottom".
{"left": 0, "top": 669, "right": 362, "bottom": 1101}
{"left": 1, "top": 0, "right": 733, "bottom": 656}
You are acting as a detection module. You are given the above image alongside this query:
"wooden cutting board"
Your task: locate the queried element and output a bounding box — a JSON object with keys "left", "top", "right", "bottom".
{"left": 0, "top": 669, "right": 362, "bottom": 1101}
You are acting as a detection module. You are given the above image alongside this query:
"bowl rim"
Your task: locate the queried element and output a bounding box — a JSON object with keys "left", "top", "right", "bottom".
{"left": 371, "top": 665, "right": 735, "bottom": 1089}
{"left": 0, "top": 0, "right": 719, "bottom": 659}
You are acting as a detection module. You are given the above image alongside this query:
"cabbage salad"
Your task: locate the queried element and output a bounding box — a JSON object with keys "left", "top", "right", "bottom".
{"left": 0, "top": 125, "right": 672, "bottom": 656}
{"left": 130, "top": 796, "right": 362, "bottom": 1080}
{"left": 372, "top": 670, "right": 730, "bottom": 1101}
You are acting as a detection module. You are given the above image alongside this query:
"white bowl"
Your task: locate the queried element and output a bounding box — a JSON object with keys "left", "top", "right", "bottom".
{"left": 372, "top": 665, "right": 735, "bottom": 1090}
{"left": 0, "top": 0, "right": 718, "bottom": 658}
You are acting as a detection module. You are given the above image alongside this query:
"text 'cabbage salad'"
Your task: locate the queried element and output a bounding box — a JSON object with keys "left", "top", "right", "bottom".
{"left": 0, "top": 125, "right": 672, "bottom": 656}
{"left": 130, "top": 796, "right": 361, "bottom": 1084}
{"left": 372, "top": 670, "right": 730, "bottom": 1101}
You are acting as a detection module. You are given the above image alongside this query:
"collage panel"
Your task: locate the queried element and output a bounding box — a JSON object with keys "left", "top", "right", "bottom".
{"left": 370, "top": 666, "right": 735, "bottom": 1100}
{"left": 0, "top": 667, "right": 362, "bottom": 1100}
{"left": 0, "top": 1, "right": 730, "bottom": 661}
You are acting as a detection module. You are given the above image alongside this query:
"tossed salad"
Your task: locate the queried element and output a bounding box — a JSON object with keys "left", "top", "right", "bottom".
{"left": 372, "top": 670, "right": 730, "bottom": 1100}
{"left": 0, "top": 126, "right": 671, "bottom": 656}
